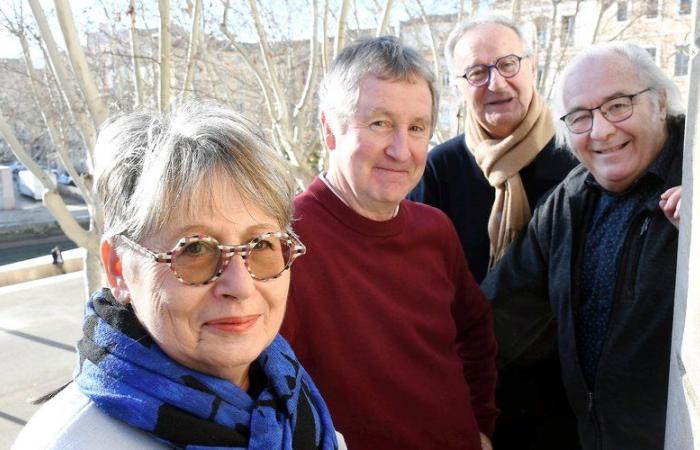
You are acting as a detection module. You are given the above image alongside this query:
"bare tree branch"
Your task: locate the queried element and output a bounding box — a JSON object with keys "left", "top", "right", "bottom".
{"left": 333, "top": 0, "right": 349, "bottom": 57}
{"left": 180, "top": 0, "right": 202, "bottom": 99}
{"left": 127, "top": 0, "right": 144, "bottom": 106}
{"left": 53, "top": 0, "right": 109, "bottom": 128}
{"left": 376, "top": 0, "right": 394, "bottom": 36}
{"left": 27, "top": 0, "right": 96, "bottom": 151}
{"left": 293, "top": 0, "right": 318, "bottom": 120}
{"left": 158, "top": 0, "right": 172, "bottom": 110}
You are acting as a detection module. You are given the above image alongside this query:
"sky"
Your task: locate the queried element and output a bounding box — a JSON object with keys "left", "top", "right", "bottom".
{"left": 0, "top": 0, "right": 99, "bottom": 60}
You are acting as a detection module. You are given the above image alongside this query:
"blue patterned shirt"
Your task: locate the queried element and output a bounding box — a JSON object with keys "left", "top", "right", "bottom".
{"left": 576, "top": 143, "right": 674, "bottom": 388}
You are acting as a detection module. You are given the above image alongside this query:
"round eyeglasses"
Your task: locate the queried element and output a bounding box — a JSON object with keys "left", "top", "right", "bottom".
{"left": 559, "top": 88, "right": 651, "bottom": 134}
{"left": 119, "top": 231, "right": 306, "bottom": 286}
{"left": 458, "top": 54, "right": 529, "bottom": 87}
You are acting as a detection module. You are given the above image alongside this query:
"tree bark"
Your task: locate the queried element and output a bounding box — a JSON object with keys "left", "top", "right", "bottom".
{"left": 538, "top": 0, "right": 560, "bottom": 94}
{"left": 333, "top": 0, "right": 350, "bottom": 58}
{"left": 27, "top": 0, "right": 96, "bottom": 152}
{"left": 127, "top": 0, "right": 144, "bottom": 106}
{"left": 158, "top": 0, "right": 172, "bottom": 110}
{"left": 53, "top": 0, "right": 108, "bottom": 128}
{"left": 0, "top": 111, "right": 102, "bottom": 296}
{"left": 181, "top": 0, "right": 202, "bottom": 99}
{"left": 376, "top": 0, "right": 393, "bottom": 36}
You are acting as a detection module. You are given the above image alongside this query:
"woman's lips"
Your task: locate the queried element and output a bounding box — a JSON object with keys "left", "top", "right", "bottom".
{"left": 205, "top": 315, "right": 260, "bottom": 333}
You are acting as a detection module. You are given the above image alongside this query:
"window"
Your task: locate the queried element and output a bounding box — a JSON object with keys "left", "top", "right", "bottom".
{"left": 617, "top": 0, "right": 629, "bottom": 20}
{"left": 674, "top": 45, "right": 689, "bottom": 76}
{"left": 679, "top": 0, "right": 691, "bottom": 14}
{"left": 646, "top": 0, "right": 659, "bottom": 17}
{"left": 561, "top": 15, "right": 575, "bottom": 46}
{"left": 646, "top": 47, "right": 657, "bottom": 62}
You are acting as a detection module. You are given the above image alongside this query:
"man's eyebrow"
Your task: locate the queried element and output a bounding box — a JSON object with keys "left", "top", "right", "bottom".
{"left": 362, "top": 106, "right": 431, "bottom": 124}
{"left": 362, "top": 106, "right": 391, "bottom": 117}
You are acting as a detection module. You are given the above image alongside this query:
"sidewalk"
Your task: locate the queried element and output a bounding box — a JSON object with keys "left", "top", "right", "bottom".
{"left": 0, "top": 271, "right": 85, "bottom": 449}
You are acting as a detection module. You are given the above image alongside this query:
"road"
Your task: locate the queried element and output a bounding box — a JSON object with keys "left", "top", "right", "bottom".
{"left": 0, "top": 272, "right": 85, "bottom": 449}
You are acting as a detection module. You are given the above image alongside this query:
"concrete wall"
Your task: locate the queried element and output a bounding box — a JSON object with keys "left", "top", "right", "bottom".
{"left": 0, "top": 166, "right": 14, "bottom": 210}
{"left": 0, "top": 248, "right": 85, "bottom": 287}
{"left": 664, "top": 6, "right": 699, "bottom": 447}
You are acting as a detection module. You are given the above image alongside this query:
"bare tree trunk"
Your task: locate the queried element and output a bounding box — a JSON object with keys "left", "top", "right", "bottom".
{"left": 410, "top": 0, "right": 444, "bottom": 143}
{"left": 181, "top": 0, "right": 202, "bottom": 99}
{"left": 546, "top": 0, "right": 582, "bottom": 99}
{"left": 127, "top": 0, "right": 144, "bottom": 106}
{"left": 27, "top": 0, "right": 96, "bottom": 151}
{"left": 294, "top": 0, "right": 319, "bottom": 120}
{"left": 53, "top": 0, "right": 108, "bottom": 128}
{"left": 17, "top": 32, "right": 94, "bottom": 210}
{"left": 220, "top": 1, "right": 313, "bottom": 183}
{"left": 333, "top": 0, "right": 349, "bottom": 58}
{"left": 247, "top": 0, "right": 288, "bottom": 119}
{"left": 321, "top": 0, "right": 330, "bottom": 74}
{"left": 538, "top": 0, "right": 560, "bottom": 93}
{"left": 376, "top": 0, "right": 393, "bottom": 36}
{"left": 0, "top": 111, "right": 102, "bottom": 297}
{"left": 591, "top": 0, "right": 614, "bottom": 44}
{"left": 158, "top": 0, "right": 172, "bottom": 110}
{"left": 471, "top": 0, "right": 480, "bottom": 18}
{"left": 511, "top": 0, "right": 522, "bottom": 22}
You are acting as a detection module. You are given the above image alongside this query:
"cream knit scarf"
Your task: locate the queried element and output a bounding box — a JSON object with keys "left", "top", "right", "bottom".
{"left": 465, "top": 93, "right": 554, "bottom": 268}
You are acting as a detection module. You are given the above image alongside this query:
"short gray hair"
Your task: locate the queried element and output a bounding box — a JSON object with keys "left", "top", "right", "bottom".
{"left": 444, "top": 14, "right": 532, "bottom": 77}
{"left": 552, "top": 41, "right": 685, "bottom": 148}
{"left": 94, "top": 101, "right": 296, "bottom": 242}
{"left": 319, "top": 35, "right": 439, "bottom": 133}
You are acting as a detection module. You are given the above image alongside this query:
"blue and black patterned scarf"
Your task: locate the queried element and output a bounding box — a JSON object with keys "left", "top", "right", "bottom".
{"left": 74, "top": 288, "right": 338, "bottom": 450}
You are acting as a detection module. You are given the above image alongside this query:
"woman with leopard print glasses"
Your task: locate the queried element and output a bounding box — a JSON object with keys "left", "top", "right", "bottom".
{"left": 14, "top": 102, "right": 343, "bottom": 450}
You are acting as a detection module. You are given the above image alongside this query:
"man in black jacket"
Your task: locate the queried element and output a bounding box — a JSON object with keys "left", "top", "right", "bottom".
{"left": 410, "top": 14, "right": 578, "bottom": 449}
{"left": 482, "top": 42, "right": 684, "bottom": 450}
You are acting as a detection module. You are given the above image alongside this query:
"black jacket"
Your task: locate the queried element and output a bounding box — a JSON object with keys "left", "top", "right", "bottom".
{"left": 409, "top": 134, "right": 577, "bottom": 283}
{"left": 482, "top": 117, "right": 684, "bottom": 450}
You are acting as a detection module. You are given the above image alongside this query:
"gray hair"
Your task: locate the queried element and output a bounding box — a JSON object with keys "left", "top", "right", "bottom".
{"left": 318, "top": 35, "right": 439, "bottom": 133}
{"left": 444, "top": 14, "right": 532, "bottom": 77}
{"left": 552, "top": 41, "right": 685, "bottom": 149}
{"left": 94, "top": 101, "right": 296, "bottom": 242}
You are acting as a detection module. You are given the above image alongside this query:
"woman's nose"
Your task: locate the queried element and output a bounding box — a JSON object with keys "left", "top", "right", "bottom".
{"left": 213, "top": 254, "right": 256, "bottom": 300}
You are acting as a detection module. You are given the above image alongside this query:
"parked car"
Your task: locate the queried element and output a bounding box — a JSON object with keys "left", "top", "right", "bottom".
{"left": 17, "top": 169, "right": 57, "bottom": 201}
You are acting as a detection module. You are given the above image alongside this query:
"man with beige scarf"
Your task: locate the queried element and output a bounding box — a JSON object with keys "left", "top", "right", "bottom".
{"left": 409, "top": 14, "right": 579, "bottom": 450}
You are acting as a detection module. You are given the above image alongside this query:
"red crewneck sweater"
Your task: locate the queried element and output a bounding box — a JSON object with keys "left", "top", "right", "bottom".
{"left": 282, "top": 178, "right": 498, "bottom": 450}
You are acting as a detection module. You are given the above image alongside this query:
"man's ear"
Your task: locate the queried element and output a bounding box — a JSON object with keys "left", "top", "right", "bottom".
{"left": 530, "top": 53, "right": 539, "bottom": 79}
{"left": 320, "top": 111, "right": 337, "bottom": 150}
{"left": 657, "top": 88, "right": 668, "bottom": 119}
{"left": 101, "top": 239, "right": 131, "bottom": 304}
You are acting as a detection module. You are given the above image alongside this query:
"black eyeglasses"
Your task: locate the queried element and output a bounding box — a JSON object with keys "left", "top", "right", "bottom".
{"left": 559, "top": 88, "right": 652, "bottom": 134}
{"left": 458, "top": 54, "right": 529, "bottom": 86}
{"left": 119, "top": 231, "right": 306, "bottom": 286}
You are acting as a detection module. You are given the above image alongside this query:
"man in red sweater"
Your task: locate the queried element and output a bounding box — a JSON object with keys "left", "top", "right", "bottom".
{"left": 281, "top": 36, "right": 498, "bottom": 450}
